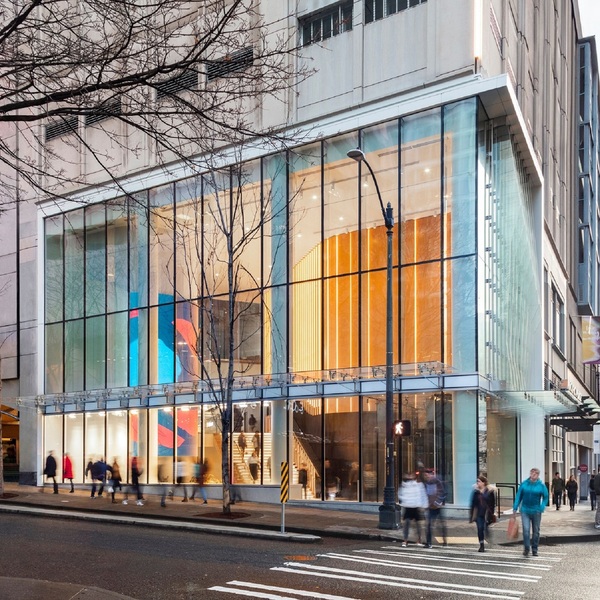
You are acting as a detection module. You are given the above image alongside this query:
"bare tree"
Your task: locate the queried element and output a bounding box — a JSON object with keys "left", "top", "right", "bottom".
{"left": 171, "top": 153, "right": 292, "bottom": 513}
{"left": 0, "top": 0, "right": 308, "bottom": 205}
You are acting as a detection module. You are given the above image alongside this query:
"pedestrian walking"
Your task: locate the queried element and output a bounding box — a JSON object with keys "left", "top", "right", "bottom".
{"left": 469, "top": 475, "right": 495, "bottom": 552}
{"left": 110, "top": 458, "right": 122, "bottom": 503}
{"left": 238, "top": 432, "right": 247, "bottom": 458}
{"left": 248, "top": 450, "right": 260, "bottom": 483}
{"left": 252, "top": 431, "right": 260, "bottom": 458}
{"left": 298, "top": 463, "right": 308, "bottom": 499}
{"left": 176, "top": 458, "right": 190, "bottom": 502}
{"left": 594, "top": 471, "right": 600, "bottom": 528}
{"left": 590, "top": 471, "right": 596, "bottom": 511}
{"left": 398, "top": 472, "right": 428, "bottom": 547}
{"left": 424, "top": 468, "right": 447, "bottom": 548}
{"left": 63, "top": 452, "right": 74, "bottom": 493}
{"left": 44, "top": 450, "right": 58, "bottom": 494}
{"left": 124, "top": 456, "right": 144, "bottom": 505}
{"left": 513, "top": 467, "right": 549, "bottom": 557}
{"left": 88, "top": 457, "right": 109, "bottom": 498}
{"left": 190, "top": 459, "right": 208, "bottom": 504}
{"left": 551, "top": 472, "right": 565, "bottom": 510}
{"left": 566, "top": 474, "right": 578, "bottom": 511}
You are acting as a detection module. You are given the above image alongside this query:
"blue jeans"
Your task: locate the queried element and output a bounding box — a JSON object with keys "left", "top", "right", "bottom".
{"left": 521, "top": 511, "right": 542, "bottom": 553}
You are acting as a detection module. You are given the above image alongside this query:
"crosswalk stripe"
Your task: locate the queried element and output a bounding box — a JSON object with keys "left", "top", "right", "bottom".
{"left": 380, "top": 545, "right": 565, "bottom": 560}
{"left": 320, "top": 552, "right": 540, "bottom": 582}
{"left": 218, "top": 581, "right": 359, "bottom": 600}
{"left": 208, "top": 587, "right": 299, "bottom": 599}
{"left": 273, "top": 563, "right": 525, "bottom": 599}
{"left": 356, "top": 549, "right": 553, "bottom": 570}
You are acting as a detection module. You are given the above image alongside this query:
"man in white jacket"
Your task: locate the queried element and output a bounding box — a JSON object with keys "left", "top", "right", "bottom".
{"left": 398, "top": 472, "right": 429, "bottom": 547}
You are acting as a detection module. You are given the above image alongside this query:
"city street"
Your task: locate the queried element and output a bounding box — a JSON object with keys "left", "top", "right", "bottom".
{"left": 1, "top": 513, "right": 598, "bottom": 599}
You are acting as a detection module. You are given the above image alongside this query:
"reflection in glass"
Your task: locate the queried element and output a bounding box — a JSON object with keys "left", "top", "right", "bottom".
{"left": 45, "top": 215, "right": 64, "bottom": 323}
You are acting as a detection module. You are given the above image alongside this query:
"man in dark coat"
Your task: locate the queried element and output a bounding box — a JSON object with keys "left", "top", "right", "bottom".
{"left": 44, "top": 451, "right": 58, "bottom": 494}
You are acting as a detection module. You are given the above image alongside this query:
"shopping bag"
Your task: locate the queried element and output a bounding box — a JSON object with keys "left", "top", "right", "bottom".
{"left": 507, "top": 516, "right": 519, "bottom": 540}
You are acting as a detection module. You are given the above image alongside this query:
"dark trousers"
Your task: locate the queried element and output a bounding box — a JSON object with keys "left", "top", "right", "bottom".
{"left": 426, "top": 508, "right": 447, "bottom": 546}
{"left": 552, "top": 491, "right": 562, "bottom": 508}
{"left": 590, "top": 490, "right": 596, "bottom": 510}
{"left": 48, "top": 476, "right": 58, "bottom": 494}
{"left": 91, "top": 479, "right": 104, "bottom": 497}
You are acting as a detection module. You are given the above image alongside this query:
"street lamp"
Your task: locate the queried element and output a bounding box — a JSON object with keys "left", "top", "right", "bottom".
{"left": 347, "top": 147, "right": 400, "bottom": 529}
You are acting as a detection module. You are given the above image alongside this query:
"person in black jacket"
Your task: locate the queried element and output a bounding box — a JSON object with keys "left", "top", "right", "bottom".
{"left": 469, "top": 475, "right": 495, "bottom": 552}
{"left": 566, "top": 475, "right": 578, "bottom": 511}
{"left": 44, "top": 451, "right": 58, "bottom": 494}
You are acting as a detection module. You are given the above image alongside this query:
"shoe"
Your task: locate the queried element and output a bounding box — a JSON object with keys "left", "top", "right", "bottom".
{"left": 122, "top": 500, "right": 128, "bottom": 505}
{"left": 401, "top": 542, "right": 407, "bottom": 547}
{"left": 91, "top": 496, "right": 96, "bottom": 499}
{"left": 425, "top": 544, "right": 433, "bottom": 549}
{"left": 532, "top": 551, "right": 538, "bottom": 556}
{"left": 182, "top": 498, "right": 189, "bottom": 503}
{"left": 112, "top": 500, "right": 117, "bottom": 504}
{"left": 479, "top": 543, "right": 485, "bottom": 553}
{"left": 523, "top": 550, "right": 530, "bottom": 557}
{"left": 136, "top": 500, "right": 144, "bottom": 506}
{"left": 69, "top": 490, "right": 74, "bottom": 493}
{"left": 202, "top": 500, "right": 208, "bottom": 504}
{"left": 161, "top": 502, "right": 166, "bottom": 507}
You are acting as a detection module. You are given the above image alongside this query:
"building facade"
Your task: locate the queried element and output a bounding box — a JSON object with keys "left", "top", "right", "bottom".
{"left": 2, "top": 0, "right": 599, "bottom": 506}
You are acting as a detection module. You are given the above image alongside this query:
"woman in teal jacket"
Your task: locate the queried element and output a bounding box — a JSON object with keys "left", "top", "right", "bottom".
{"left": 513, "top": 467, "right": 549, "bottom": 557}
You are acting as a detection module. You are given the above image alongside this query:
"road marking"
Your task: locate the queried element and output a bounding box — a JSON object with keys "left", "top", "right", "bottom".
{"left": 208, "top": 586, "right": 306, "bottom": 599}
{"left": 357, "top": 549, "right": 553, "bottom": 570}
{"left": 210, "top": 581, "right": 359, "bottom": 599}
{"left": 273, "top": 563, "right": 524, "bottom": 599}
{"left": 319, "top": 552, "right": 540, "bottom": 582}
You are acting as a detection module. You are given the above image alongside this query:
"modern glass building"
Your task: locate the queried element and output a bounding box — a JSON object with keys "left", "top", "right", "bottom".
{"left": 3, "top": 1, "right": 598, "bottom": 507}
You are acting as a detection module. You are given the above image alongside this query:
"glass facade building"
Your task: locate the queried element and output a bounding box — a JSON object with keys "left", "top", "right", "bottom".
{"left": 40, "top": 97, "right": 551, "bottom": 505}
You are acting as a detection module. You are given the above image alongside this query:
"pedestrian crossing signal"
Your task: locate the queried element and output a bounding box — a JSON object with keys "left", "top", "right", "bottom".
{"left": 393, "top": 419, "right": 411, "bottom": 436}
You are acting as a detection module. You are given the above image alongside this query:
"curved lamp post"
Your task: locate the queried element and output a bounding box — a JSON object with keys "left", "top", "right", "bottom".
{"left": 347, "top": 148, "right": 400, "bottom": 529}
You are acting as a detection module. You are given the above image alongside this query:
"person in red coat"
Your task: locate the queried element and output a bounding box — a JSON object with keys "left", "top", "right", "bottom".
{"left": 63, "top": 453, "right": 74, "bottom": 493}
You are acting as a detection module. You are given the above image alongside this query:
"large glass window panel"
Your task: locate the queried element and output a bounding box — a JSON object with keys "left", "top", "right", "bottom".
{"left": 64, "top": 414, "right": 84, "bottom": 483}
{"left": 175, "top": 301, "right": 201, "bottom": 382}
{"left": 263, "top": 154, "right": 288, "bottom": 289}
{"left": 43, "top": 415, "right": 63, "bottom": 483}
{"left": 446, "top": 256, "right": 476, "bottom": 372}
{"left": 401, "top": 262, "right": 442, "bottom": 364}
{"left": 290, "top": 143, "right": 322, "bottom": 282}
{"left": 107, "top": 312, "right": 128, "bottom": 388}
{"left": 203, "top": 403, "right": 222, "bottom": 484}
{"left": 233, "top": 160, "right": 262, "bottom": 291}
{"left": 106, "top": 410, "right": 128, "bottom": 481}
{"left": 149, "top": 304, "right": 175, "bottom": 385}
{"left": 324, "top": 134, "right": 359, "bottom": 277}
{"left": 360, "top": 123, "right": 400, "bottom": 271}
{"left": 401, "top": 109, "right": 442, "bottom": 264}
{"left": 129, "top": 409, "right": 147, "bottom": 483}
{"left": 234, "top": 290, "right": 262, "bottom": 377}
{"left": 263, "top": 285, "right": 287, "bottom": 375}
{"left": 129, "top": 308, "right": 148, "bottom": 386}
{"left": 149, "top": 407, "right": 174, "bottom": 484}
{"left": 291, "top": 398, "right": 322, "bottom": 499}
{"left": 65, "top": 319, "right": 84, "bottom": 392}
{"left": 149, "top": 184, "right": 175, "bottom": 306}
{"left": 361, "top": 395, "right": 386, "bottom": 502}
{"left": 324, "top": 274, "right": 358, "bottom": 369}
{"left": 129, "top": 192, "right": 149, "bottom": 309}
{"left": 45, "top": 323, "right": 63, "bottom": 394}
{"left": 85, "top": 316, "right": 105, "bottom": 390}
{"left": 247, "top": 406, "right": 262, "bottom": 484}
{"left": 175, "top": 177, "right": 202, "bottom": 301}
{"left": 84, "top": 412, "right": 106, "bottom": 481}
{"left": 106, "top": 200, "right": 129, "bottom": 313}
{"left": 64, "top": 210, "right": 85, "bottom": 320}
{"left": 45, "top": 215, "right": 63, "bottom": 323}
{"left": 203, "top": 170, "right": 231, "bottom": 296}
{"left": 85, "top": 204, "right": 106, "bottom": 316}
{"left": 261, "top": 402, "right": 274, "bottom": 484}
{"left": 360, "top": 268, "right": 399, "bottom": 368}
{"left": 443, "top": 99, "right": 477, "bottom": 257}
{"left": 324, "top": 396, "right": 358, "bottom": 501}
{"left": 290, "top": 281, "right": 322, "bottom": 372}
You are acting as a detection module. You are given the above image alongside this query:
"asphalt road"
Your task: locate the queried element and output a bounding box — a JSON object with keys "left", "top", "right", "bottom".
{"left": 1, "top": 513, "right": 599, "bottom": 599}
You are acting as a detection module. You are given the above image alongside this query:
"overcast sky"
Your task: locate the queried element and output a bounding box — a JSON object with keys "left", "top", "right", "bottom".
{"left": 579, "top": 0, "right": 600, "bottom": 38}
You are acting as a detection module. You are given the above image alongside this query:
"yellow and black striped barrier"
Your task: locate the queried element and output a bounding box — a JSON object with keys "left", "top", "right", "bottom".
{"left": 280, "top": 461, "right": 289, "bottom": 503}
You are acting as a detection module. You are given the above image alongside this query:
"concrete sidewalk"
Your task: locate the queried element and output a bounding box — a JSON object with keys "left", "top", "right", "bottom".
{"left": 1, "top": 482, "right": 599, "bottom": 599}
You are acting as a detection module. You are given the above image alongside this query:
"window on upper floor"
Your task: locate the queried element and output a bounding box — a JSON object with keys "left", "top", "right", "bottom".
{"left": 551, "top": 285, "right": 565, "bottom": 353}
{"left": 300, "top": 1, "right": 353, "bottom": 47}
{"left": 155, "top": 69, "right": 199, "bottom": 99}
{"left": 365, "top": 0, "right": 427, "bottom": 25}
{"left": 45, "top": 116, "right": 79, "bottom": 142}
{"left": 206, "top": 47, "right": 254, "bottom": 82}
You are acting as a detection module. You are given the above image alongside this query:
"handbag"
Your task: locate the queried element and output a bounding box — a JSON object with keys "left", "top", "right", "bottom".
{"left": 507, "top": 516, "right": 519, "bottom": 540}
